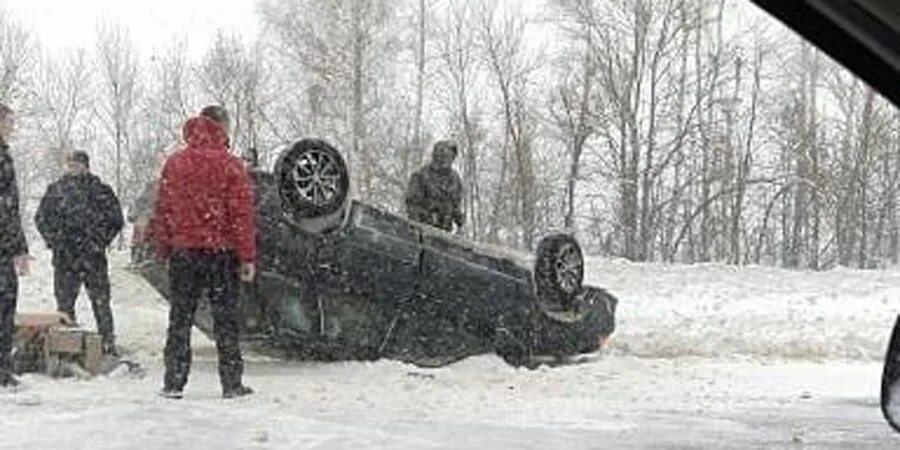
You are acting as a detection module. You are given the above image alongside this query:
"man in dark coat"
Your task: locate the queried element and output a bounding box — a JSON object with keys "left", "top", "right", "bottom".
{"left": 151, "top": 105, "right": 256, "bottom": 399}
{"left": 405, "top": 140, "right": 465, "bottom": 232}
{"left": 0, "top": 104, "right": 30, "bottom": 388}
{"left": 35, "top": 150, "right": 124, "bottom": 355}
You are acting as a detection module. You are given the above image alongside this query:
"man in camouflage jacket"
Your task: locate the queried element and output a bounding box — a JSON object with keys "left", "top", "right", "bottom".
{"left": 405, "top": 140, "right": 465, "bottom": 232}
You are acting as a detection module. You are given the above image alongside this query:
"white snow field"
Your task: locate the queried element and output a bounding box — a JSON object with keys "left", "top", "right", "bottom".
{"left": 3, "top": 249, "right": 900, "bottom": 449}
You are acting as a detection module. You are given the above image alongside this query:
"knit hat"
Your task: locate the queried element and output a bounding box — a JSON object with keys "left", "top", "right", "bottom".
{"left": 68, "top": 150, "right": 90, "bottom": 168}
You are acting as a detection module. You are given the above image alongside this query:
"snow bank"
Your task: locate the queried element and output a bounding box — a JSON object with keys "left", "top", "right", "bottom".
{"left": 17, "top": 247, "right": 900, "bottom": 365}
{"left": 589, "top": 258, "right": 900, "bottom": 361}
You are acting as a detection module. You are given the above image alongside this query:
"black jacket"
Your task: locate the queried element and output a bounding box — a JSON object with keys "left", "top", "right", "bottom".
{"left": 0, "top": 139, "right": 28, "bottom": 261}
{"left": 35, "top": 172, "right": 123, "bottom": 268}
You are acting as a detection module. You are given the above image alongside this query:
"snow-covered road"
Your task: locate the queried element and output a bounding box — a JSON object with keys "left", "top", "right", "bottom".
{"left": 1, "top": 357, "right": 894, "bottom": 449}
{"left": 3, "top": 250, "right": 900, "bottom": 448}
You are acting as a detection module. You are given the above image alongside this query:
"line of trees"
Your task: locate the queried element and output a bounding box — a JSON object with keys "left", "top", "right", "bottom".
{"left": 0, "top": 0, "right": 896, "bottom": 269}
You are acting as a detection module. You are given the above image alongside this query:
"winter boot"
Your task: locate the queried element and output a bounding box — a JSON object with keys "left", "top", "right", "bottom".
{"left": 101, "top": 335, "right": 119, "bottom": 357}
{"left": 157, "top": 387, "right": 183, "bottom": 399}
{"left": 0, "top": 371, "right": 20, "bottom": 389}
{"left": 223, "top": 385, "right": 253, "bottom": 399}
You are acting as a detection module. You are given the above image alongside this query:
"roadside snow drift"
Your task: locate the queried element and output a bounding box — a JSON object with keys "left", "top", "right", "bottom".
{"left": 18, "top": 249, "right": 900, "bottom": 364}
{"left": 590, "top": 259, "right": 900, "bottom": 361}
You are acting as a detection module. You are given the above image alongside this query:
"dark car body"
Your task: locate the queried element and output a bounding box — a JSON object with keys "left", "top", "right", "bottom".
{"left": 132, "top": 143, "right": 617, "bottom": 368}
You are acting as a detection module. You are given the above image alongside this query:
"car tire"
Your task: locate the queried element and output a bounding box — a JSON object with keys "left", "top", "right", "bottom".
{"left": 533, "top": 233, "right": 584, "bottom": 314}
{"left": 275, "top": 139, "right": 351, "bottom": 233}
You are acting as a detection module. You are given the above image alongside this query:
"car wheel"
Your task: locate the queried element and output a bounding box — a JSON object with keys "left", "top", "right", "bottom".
{"left": 533, "top": 233, "right": 584, "bottom": 314}
{"left": 275, "top": 139, "right": 351, "bottom": 233}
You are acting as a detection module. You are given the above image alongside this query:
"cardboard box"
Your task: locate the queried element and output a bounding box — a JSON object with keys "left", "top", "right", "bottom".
{"left": 46, "top": 327, "right": 84, "bottom": 354}
{"left": 12, "top": 311, "right": 110, "bottom": 378}
{"left": 14, "top": 312, "right": 72, "bottom": 329}
{"left": 81, "top": 334, "right": 104, "bottom": 375}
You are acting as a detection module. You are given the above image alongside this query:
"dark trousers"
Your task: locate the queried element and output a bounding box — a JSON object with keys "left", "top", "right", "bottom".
{"left": 54, "top": 257, "right": 114, "bottom": 346}
{"left": 0, "top": 261, "right": 17, "bottom": 375}
{"left": 164, "top": 250, "right": 243, "bottom": 392}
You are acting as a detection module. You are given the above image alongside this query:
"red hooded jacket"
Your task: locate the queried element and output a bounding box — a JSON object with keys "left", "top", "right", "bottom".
{"left": 151, "top": 116, "right": 257, "bottom": 263}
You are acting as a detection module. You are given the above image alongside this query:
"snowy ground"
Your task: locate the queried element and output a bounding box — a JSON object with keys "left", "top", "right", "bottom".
{"left": 3, "top": 250, "right": 900, "bottom": 448}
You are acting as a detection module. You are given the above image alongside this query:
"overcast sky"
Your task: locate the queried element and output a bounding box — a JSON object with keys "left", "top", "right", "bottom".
{"left": 3, "top": 0, "right": 260, "bottom": 58}
{"left": 4, "top": 0, "right": 771, "bottom": 60}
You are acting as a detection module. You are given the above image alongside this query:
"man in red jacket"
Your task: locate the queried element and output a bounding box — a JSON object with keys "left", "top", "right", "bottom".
{"left": 152, "top": 105, "right": 256, "bottom": 399}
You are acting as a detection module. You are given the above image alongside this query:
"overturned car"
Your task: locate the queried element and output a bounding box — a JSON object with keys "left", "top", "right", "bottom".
{"left": 131, "top": 139, "right": 617, "bottom": 367}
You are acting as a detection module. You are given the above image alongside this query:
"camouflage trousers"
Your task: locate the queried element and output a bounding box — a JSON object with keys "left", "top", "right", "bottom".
{"left": 0, "top": 261, "right": 16, "bottom": 374}
{"left": 53, "top": 258, "right": 115, "bottom": 350}
{"left": 164, "top": 250, "right": 243, "bottom": 392}
{"left": 409, "top": 210, "right": 454, "bottom": 232}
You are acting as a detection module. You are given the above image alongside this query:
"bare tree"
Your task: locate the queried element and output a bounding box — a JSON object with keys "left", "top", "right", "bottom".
{"left": 549, "top": 0, "right": 597, "bottom": 232}
{"left": 435, "top": 0, "right": 484, "bottom": 239}
{"left": 121, "top": 38, "right": 195, "bottom": 201}
{"left": 259, "top": 0, "right": 394, "bottom": 200}
{"left": 6, "top": 0, "right": 885, "bottom": 270}
{"left": 0, "top": 12, "right": 38, "bottom": 207}
{"left": 728, "top": 46, "right": 763, "bottom": 265}
{"left": 33, "top": 50, "right": 94, "bottom": 183}
{"left": 582, "top": 0, "right": 704, "bottom": 261}
{"left": 412, "top": 0, "right": 427, "bottom": 169}
{"left": 95, "top": 21, "right": 140, "bottom": 249}
{"left": 145, "top": 39, "right": 194, "bottom": 145}
{"left": 477, "top": 0, "right": 539, "bottom": 249}
{"left": 197, "top": 31, "right": 270, "bottom": 160}
{"left": 0, "top": 11, "right": 35, "bottom": 104}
